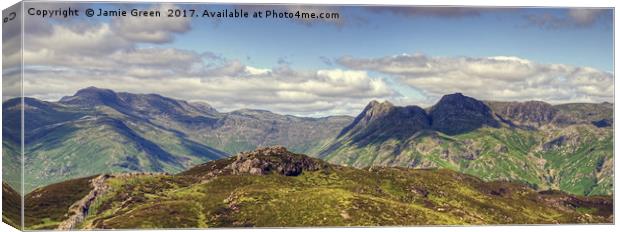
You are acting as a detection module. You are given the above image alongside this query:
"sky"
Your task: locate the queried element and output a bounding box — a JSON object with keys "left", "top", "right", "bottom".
{"left": 3, "top": 2, "right": 614, "bottom": 117}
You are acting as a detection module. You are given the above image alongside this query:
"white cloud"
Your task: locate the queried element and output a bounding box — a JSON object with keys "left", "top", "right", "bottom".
{"left": 17, "top": 4, "right": 612, "bottom": 117}
{"left": 22, "top": 65, "right": 395, "bottom": 116}
{"left": 567, "top": 9, "right": 607, "bottom": 26}
{"left": 110, "top": 3, "right": 191, "bottom": 43}
{"left": 245, "top": 66, "right": 271, "bottom": 76}
{"left": 25, "top": 23, "right": 132, "bottom": 56}
{"left": 525, "top": 8, "right": 611, "bottom": 29}
{"left": 18, "top": 10, "right": 397, "bottom": 117}
{"left": 338, "top": 53, "right": 613, "bottom": 104}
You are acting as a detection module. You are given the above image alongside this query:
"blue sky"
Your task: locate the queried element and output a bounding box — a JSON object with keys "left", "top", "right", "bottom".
{"left": 15, "top": 3, "right": 615, "bottom": 116}
{"left": 164, "top": 5, "right": 613, "bottom": 71}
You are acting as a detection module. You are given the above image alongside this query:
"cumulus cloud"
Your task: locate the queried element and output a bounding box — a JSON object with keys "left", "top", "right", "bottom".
{"left": 525, "top": 8, "right": 611, "bottom": 29}
{"left": 25, "top": 23, "right": 132, "bottom": 56}
{"left": 17, "top": 3, "right": 612, "bottom": 116}
{"left": 110, "top": 3, "right": 191, "bottom": 43}
{"left": 338, "top": 53, "right": 613, "bottom": 104}
{"left": 23, "top": 3, "right": 190, "bottom": 56}
{"left": 18, "top": 9, "right": 396, "bottom": 116}
{"left": 21, "top": 4, "right": 205, "bottom": 78}
{"left": 23, "top": 63, "right": 395, "bottom": 116}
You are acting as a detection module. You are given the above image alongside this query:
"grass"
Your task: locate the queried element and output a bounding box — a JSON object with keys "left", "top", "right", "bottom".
{"left": 324, "top": 125, "right": 613, "bottom": 196}
{"left": 2, "top": 182, "right": 22, "bottom": 229}
{"left": 40, "top": 160, "right": 609, "bottom": 229}
{"left": 23, "top": 175, "right": 96, "bottom": 229}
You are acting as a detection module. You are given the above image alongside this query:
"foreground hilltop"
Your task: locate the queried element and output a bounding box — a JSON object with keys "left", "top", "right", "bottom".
{"left": 9, "top": 147, "right": 612, "bottom": 230}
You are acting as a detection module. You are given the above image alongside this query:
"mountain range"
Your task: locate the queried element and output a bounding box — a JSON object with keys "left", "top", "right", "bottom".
{"left": 2, "top": 87, "right": 351, "bottom": 192}
{"left": 2, "top": 87, "right": 613, "bottom": 196}
{"left": 320, "top": 93, "right": 613, "bottom": 196}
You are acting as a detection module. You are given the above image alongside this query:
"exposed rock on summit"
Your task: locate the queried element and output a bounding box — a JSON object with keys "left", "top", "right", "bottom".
{"left": 226, "top": 146, "right": 329, "bottom": 176}
{"left": 182, "top": 146, "right": 331, "bottom": 178}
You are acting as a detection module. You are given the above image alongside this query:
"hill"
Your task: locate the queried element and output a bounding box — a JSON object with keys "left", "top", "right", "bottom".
{"left": 13, "top": 147, "right": 612, "bottom": 229}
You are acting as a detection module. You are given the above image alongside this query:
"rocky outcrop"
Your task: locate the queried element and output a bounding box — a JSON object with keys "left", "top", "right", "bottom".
{"left": 225, "top": 146, "right": 329, "bottom": 176}
{"left": 542, "top": 136, "right": 567, "bottom": 151}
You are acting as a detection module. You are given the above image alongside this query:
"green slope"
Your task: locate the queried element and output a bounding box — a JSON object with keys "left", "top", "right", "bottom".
{"left": 321, "top": 125, "right": 612, "bottom": 196}
{"left": 23, "top": 113, "right": 227, "bottom": 193}
{"left": 22, "top": 147, "right": 612, "bottom": 229}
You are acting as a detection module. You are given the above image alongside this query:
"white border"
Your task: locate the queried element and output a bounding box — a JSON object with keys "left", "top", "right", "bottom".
{"left": 0, "top": 0, "right": 617, "bottom": 232}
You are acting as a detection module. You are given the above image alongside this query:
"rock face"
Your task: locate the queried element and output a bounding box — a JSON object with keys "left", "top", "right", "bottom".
{"left": 226, "top": 146, "right": 329, "bottom": 176}
{"left": 488, "top": 101, "right": 557, "bottom": 127}
{"left": 429, "top": 93, "right": 500, "bottom": 135}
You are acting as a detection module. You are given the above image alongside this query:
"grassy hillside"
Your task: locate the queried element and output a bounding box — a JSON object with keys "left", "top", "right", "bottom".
{"left": 321, "top": 125, "right": 612, "bottom": 196}
{"left": 24, "top": 176, "right": 96, "bottom": 230}
{"left": 21, "top": 147, "right": 612, "bottom": 229}
{"left": 2, "top": 182, "right": 21, "bottom": 229}
{"left": 21, "top": 109, "right": 228, "bottom": 193}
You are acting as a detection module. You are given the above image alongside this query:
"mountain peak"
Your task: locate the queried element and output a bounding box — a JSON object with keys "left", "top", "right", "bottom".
{"left": 367, "top": 99, "right": 393, "bottom": 107}
{"left": 443, "top": 92, "right": 465, "bottom": 98}
{"left": 333, "top": 99, "right": 430, "bottom": 145}
{"left": 435, "top": 92, "right": 470, "bottom": 104}
{"left": 429, "top": 93, "right": 499, "bottom": 135}
{"left": 72, "top": 86, "right": 120, "bottom": 100}
{"left": 75, "top": 86, "right": 115, "bottom": 94}
{"left": 363, "top": 100, "right": 395, "bottom": 117}
{"left": 60, "top": 87, "right": 121, "bottom": 106}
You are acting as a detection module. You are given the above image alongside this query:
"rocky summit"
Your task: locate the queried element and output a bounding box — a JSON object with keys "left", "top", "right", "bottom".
{"left": 336, "top": 100, "right": 430, "bottom": 144}
{"left": 181, "top": 146, "right": 330, "bottom": 179}
{"left": 429, "top": 93, "right": 500, "bottom": 135}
